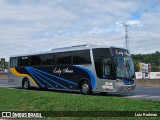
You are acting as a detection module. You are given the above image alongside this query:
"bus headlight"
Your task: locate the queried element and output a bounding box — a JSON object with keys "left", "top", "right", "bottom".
{"left": 117, "top": 80, "right": 124, "bottom": 85}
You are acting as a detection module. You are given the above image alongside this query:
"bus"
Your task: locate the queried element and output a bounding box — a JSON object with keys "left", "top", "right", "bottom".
{"left": 8, "top": 44, "right": 136, "bottom": 94}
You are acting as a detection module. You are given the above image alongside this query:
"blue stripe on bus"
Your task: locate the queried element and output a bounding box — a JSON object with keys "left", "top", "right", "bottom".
{"left": 26, "top": 67, "right": 43, "bottom": 87}
{"left": 74, "top": 66, "right": 95, "bottom": 90}
{"left": 29, "top": 67, "right": 68, "bottom": 89}
{"left": 28, "top": 67, "right": 55, "bottom": 89}
{"left": 29, "top": 67, "right": 78, "bottom": 86}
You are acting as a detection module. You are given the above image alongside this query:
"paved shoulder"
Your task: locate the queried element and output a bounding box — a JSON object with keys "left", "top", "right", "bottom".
{"left": 0, "top": 79, "right": 8, "bottom": 84}
{"left": 0, "top": 79, "right": 9, "bottom": 88}
{"left": 124, "top": 87, "right": 160, "bottom": 100}
{"left": 125, "top": 95, "right": 160, "bottom": 100}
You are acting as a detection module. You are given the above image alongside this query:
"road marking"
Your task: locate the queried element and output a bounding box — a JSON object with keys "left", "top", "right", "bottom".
{"left": 125, "top": 95, "right": 160, "bottom": 100}
{"left": 145, "top": 96, "right": 160, "bottom": 99}
{"left": 126, "top": 95, "right": 149, "bottom": 98}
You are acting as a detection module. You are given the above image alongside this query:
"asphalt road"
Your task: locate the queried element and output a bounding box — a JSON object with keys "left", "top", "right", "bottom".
{"left": 0, "top": 79, "right": 9, "bottom": 87}
{"left": 109, "top": 87, "right": 160, "bottom": 100}
{"left": 0, "top": 79, "right": 160, "bottom": 100}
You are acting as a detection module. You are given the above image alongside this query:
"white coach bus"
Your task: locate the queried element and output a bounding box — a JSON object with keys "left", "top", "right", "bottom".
{"left": 8, "top": 44, "right": 136, "bottom": 94}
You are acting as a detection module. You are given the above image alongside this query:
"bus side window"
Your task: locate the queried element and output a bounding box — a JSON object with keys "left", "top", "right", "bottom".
{"left": 93, "top": 48, "right": 111, "bottom": 79}
{"left": 10, "top": 58, "right": 18, "bottom": 67}
{"left": 19, "top": 56, "right": 29, "bottom": 66}
{"left": 55, "top": 52, "right": 72, "bottom": 65}
{"left": 41, "top": 54, "right": 55, "bottom": 65}
{"left": 102, "top": 59, "right": 111, "bottom": 79}
{"left": 72, "top": 50, "right": 91, "bottom": 65}
{"left": 30, "top": 55, "right": 42, "bottom": 66}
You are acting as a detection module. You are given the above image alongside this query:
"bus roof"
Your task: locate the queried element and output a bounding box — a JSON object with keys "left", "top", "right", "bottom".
{"left": 10, "top": 44, "right": 125, "bottom": 58}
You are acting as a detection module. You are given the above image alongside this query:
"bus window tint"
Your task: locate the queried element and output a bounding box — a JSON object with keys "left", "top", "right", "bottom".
{"left": 42, "top": 54, "right": 55, "bottom": 65}
{"left": 93, "top": 48, "right": 111, "bottom": 79}
{"left": 73, "top": 50, "right": 91, "bottom": 65}
{"left": 19, "top": 56, "right": 29, "bottom": 66}
{"left": 10, "top": 58, "right": 18, "bottom": 67}
{"left": 56, "top": 52, "right": 72, "bottom": 65}
{"left": 30, "top": 55, "right": 42, "bottom": 66}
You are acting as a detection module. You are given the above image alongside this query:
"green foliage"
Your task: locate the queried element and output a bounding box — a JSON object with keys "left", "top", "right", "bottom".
{"left": 5, "top": 61, "right": 9, "bottom": 69}
{"left": 132, "top": 58, "right": 140, "bottom": 72}
{"left": 131, "top": 51, "right": 160, "bottom": 72}
{"left": 0, "top": 61, "right": 8, "bottom": 69}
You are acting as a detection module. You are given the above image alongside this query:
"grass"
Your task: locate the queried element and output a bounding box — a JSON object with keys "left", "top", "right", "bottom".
{"left": 0, "top": 88, "right": 159, "bottom": 111}
{"left": 0, "top": 88, "right": 159, "bottom": 119}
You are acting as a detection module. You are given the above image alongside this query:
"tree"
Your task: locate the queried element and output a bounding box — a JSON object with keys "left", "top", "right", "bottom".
{"left": 155, "top": 51, "right": 160, "bottom": 54}
{"left": 131, "top": 53, "right": 160, "bottom": 72}
{"left": 132, "top": 58, "right": 139, "bottom": 72}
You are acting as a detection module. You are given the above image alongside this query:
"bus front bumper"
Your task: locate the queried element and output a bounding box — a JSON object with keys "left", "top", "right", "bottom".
{"left": 115, "top": 83, "right": 136, "bottom": 92}
{"left": 101, "top": 80, "right": 136, "bottom": 93}
{"left": 102, "top": 84, "right": 136, "bottom": 92}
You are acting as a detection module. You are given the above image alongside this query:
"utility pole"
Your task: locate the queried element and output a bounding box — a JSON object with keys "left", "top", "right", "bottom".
{"left": 123, "top": 23, "right": 131, "bottom": 51}
{"left": 159, "top": 59, "right": 160, "bottom": 71}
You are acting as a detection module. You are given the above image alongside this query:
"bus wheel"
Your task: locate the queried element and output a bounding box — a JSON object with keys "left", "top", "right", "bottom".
{"left": 80, "top": 81, "right": 92, "bottom": 95}
{"left": 22, "top": 78, "right": 30, "bottom": 90}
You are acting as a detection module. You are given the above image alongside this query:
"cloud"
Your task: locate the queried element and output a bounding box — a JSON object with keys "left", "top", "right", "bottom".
{"left": 0, "top": 0, "right": 160, "bottom": 61}
{"left": 127, "top": 20, "right": 140, "bottom": 25}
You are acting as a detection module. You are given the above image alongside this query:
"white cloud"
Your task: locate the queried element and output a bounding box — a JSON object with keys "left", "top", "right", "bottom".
{"left": 127, "top": 20, "right": 140, "bottom": 25}
{"left": 0, "top": 0, "right": 160, "bottom": 61}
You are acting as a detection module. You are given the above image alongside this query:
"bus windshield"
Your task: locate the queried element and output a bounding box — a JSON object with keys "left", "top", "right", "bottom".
{"left": 116, "top": 56, "right": 134, "bottom": 79}
{"left": 112, "top": 48, "right": 135, "bottom": 79}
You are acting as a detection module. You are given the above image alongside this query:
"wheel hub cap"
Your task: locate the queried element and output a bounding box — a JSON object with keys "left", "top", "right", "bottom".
{"left": 82, "top": 84, "right": 89, "bottom": 93}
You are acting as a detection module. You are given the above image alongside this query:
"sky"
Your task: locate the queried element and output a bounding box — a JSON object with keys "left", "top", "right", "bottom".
{"left": 0, "top": 0, "right": 160, "bottom": 61}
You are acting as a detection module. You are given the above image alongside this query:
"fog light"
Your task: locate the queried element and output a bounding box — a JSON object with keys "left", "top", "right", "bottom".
{"left": 127, "top": 87, "right": 131, "bottom": 91}
{"left": 117, "top": 80, "right": 124, "bottom": 85}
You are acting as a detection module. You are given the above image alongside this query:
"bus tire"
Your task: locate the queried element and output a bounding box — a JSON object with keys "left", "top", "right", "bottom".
{"left": 80, "top": 81, "right": 92, "bottom": 95}
{"left": 22, "top": 78, "right": 30, "bottom": 90}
